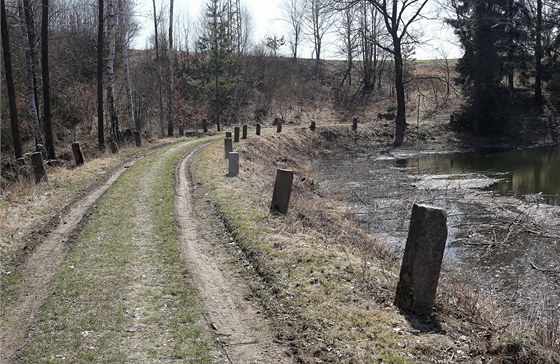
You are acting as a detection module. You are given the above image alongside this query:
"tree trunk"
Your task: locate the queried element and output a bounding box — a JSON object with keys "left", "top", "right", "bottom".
{"left": 41, "top": 0, "right": 55, "bottom": 159}
{"left": 97, "top": 0, "right": 105, "bottom": 149}
{"left": 106, "top": 0, "right": 119, "bottom": 141}
{"left": 152, "top": 0, "right": 164, "bottom": 138}
{"left": 22, "top": 0, "right": 42, "bottom": 131}
{"left": 1, "top": 0, "right": 23, "bottom": 159}
{"left": 535, "top": 0, "right": 543, "bottom": 105}
{"left": 393, "top": 37, "right": 406, "bottom": 147}
{"left": 120, "top": 0, "right": 137, "bottom": 134}
{"left": 167, "top": 0, "right": 174, "bottom": 136}
{"left": 18, "top": 0, "right": 45, "bottom": 154}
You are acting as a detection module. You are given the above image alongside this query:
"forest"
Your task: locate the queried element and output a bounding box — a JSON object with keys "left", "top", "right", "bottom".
{"left": 2, "top": 0, "right": 560, "bottom": 179}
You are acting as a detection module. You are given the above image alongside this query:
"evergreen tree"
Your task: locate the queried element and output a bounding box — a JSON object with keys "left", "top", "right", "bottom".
{"left": 197, "top": 0, "right": 238, "bottom": 131}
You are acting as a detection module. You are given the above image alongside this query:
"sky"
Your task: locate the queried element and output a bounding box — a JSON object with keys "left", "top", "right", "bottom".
{"left": 132, "top": 0, "right": 463, "bottom": 60}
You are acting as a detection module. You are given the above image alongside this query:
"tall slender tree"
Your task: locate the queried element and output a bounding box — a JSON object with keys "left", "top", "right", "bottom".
{"left": 152, "top": 0, "right": 164, "bottom": 137}
{"left": 41, "top": 0, "right": 55, "bottom": 159}
{"left": 98, "top": 0, "right": 105, "bottom": 149}
{"left": 167, "top": 0, "right": 174, "bottom": 136}
{"left": 120, "top": 0, "right": 138, "bottom": 134}
{"left": 535, "top": 0, "right": 544, "bottom": 105}
{"left": 1, "top": 0, "right": 23, "bottom": 159}
{"left": 106, "top": 0, "right": 119, "bottom": 140}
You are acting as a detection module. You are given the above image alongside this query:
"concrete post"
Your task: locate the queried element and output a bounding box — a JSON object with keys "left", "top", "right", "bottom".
{"left": 242, "top": 125, "right": 248, "bottom": 139}
{"left": 394, "top": 204, "right": 448, "bottom": 315}
{"left": 256, "top": 124, "right": 261, "bottom": 136}
{"left": 270, "top": 169, "right": 294, "bottom": 215}
{"left": 234, "top": 127, "right": 240, "bottom": 142}
{"left": 352, "top": 117, "right": 358, "bottom": 131}
{"left": 228, "top": 152, "right": 239, "bottom": 177}
{"left": 71, "top": 142, "right": 85, "bottom": 166}
{"left": 276, "top": 123, "right": 282, "bottom": 133}
{"left": 224, "top": 138, "right": 233, "bottom": 159}
{"left": 203, "top": 120, "right": 209, "bottom": 133}
{"left": 310, "top": 121, "right": 316, "bottom": 131}
{"left": 30, "top": 152, "right": 48, "bottom": 183}
{"left": 225, "top": 131, "right": 232, "bottom": 138}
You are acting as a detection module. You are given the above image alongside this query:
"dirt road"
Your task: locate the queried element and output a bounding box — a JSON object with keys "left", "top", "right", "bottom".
{"left": 0, "top": 139, "right": 291, "bottom": 363}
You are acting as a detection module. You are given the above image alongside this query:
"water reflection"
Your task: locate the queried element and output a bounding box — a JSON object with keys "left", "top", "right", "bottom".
{"left": 399, "top": 146, "right": 560, "bottom": 205}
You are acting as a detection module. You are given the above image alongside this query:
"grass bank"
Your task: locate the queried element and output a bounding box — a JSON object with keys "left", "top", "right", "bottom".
{"left": 192, "top": 124, "right": 560, "bottom": 363}
{"left": 16, "top": 139, "right": 214, "bottom": 363}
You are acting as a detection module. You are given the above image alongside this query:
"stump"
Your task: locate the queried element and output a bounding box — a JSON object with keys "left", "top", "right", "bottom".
{"left": 270, "top": 169, "right": 294, "bottom": 215}
{"left": 394, "top": 204, "right": 447, "bottom": 316}
{"left": 310, "top": 121, "right": 316, "bottom": 131}
{"left": 224, "top": 138, "right": 233, "bottom": 159}
{"left": 352, "top": 117, "right": 358, "bottom": 131}
{"left": 71, "top": 142, "right": 85, "bottom": 166}
{"left": 234, "top": 127, "right": 240, "bottom": 142}
{"left": 30, "top": 152, "right": 48, "bottom": 183}
{"left": 134, "top": 131, "right": 142, "bottom": 147}
{"left": 228, "top": 152, "right": 239, "bottom": 177}
{"left": 242, "top": 125, "right": 248, "bottom": 139}
{"left": 256, "top": 124, "right": 261, "bottom": 136}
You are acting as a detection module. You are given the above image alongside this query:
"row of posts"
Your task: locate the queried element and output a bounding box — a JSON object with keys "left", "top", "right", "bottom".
{"left": 224, "top": 121, "right": 448, "bottom": 317}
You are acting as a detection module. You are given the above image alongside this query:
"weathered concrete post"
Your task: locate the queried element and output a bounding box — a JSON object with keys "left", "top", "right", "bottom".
{"left": 310, "top": 121, "right": 316, "bottom": 131}
{"left": 71, "top": 142, "right": 85, "bottom": 166}
{"left": 30, "top": 152, "right": 48, "bottom": 183}
{"left": 256, "top": 124, "right": 261, "bottom": 136}
{"left": 179, "top": 125, "right": 184, "bottom": 136}
{"left": 224, "top": 138, "right": 233, "bottom": 159}
{"left": 394, "top": 204, "right": 448, "bottom": 315}
{"left": 203, "top": 120, "right": 209, "bottom": 133}
{"left": 134, "top": 131, "right": 142, "bottom": 147}
{"left": 276, "top": 123, "right": 282, "bottom": 133}
{"left": 228, "top": 152, "right": 239, "bottom": 177}
{"left": 242, "top": 125, "right": 248, "bottom": 139}
{"left": 225, "top": 131, "right": 232, "bottom": 138}
{"left": 270, "top": 169, "right": 294, "bottom": 215}
{"left": 234, "top": 127, "right": 240, "bottom": 142}
{"left": 352, "top": 117, "right": 358, "bottom": 131}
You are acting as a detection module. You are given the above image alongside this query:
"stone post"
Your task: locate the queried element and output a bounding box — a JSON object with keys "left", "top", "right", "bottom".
{"left": 256, "top": 124, "right": 261, "bottom": 136}
{"left": 71, "top": 142, "right": 85, "bottom": 166}
{"left": 224, "top": 138, "right": 233, "bottom": 159}
{"left": 228, "top": 152, "right": 239, "bottom": 177}
{"left": 234, "top": 127, "right": 240, "bottom": 142}
{"left": 394, "top": 204, "right": 448, "bottom": 316}
{"left": 226, "top": 131, "right": 232, "bottom": 138}
{"left": 276, "top": 123, "right": 282, "bottom": 133}
{"left": 242, "top": 125, "right": 248, "bottom": 139}
{"left": 310, "top": 121, "right": 316, "bottom": 131}
{"left": 352, "top": 117, "right": 358, "bottom": 131}
{"left": 203, "top": 120, "right": 209, "bottom": 133}
{"left": 270, "top": 169, "right": 294, "bottom": 215}
{"left": 134, "top": 131, "right": 142, "bottom": 147}
{"left": 30, "top": 152, "right": 48, "bottom": 183}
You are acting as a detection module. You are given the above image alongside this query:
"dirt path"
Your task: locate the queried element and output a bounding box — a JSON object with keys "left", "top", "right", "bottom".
{"left": 175, "top": 146, "right": 293, "bottom": 364}
{"left": 0, "top": 154, "right": 145, "bottom": 363}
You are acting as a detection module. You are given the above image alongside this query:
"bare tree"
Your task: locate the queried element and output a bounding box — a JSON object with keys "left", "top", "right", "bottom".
{"left": 338, "top": 5, "right": 358, "bottom": 87}
{"left": 152, "top": 0, "right": 164, "bottom": 137}
{"left": 119, "top": 0, "right": 138, "bottom": 134}
{"left": 106, "top": 0, "right": 119, "bottom": 140}
{"left": 98, "top": 0, "right": 104, "bottom": 149}
{"left": 42, "top": 0, "right": 55, "bottom": 159}
{"left": 283, "top": 0, "right": 305, "bottom": 60}
{"left": 168, "top": 0, "right": 174, "bottom": 136}
{"left": 305, "top": 0, "right": 337, "bottom": 70}
{"left": 336, "top": 0, "right": 428, "bottom": 146}
{"left": 1, "top": 0, "right": 23, "bottom": 159}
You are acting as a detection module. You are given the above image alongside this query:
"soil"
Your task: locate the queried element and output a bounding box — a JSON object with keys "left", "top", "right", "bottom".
{"left": 175, "top": 144, "right": 293, "bottom": 364}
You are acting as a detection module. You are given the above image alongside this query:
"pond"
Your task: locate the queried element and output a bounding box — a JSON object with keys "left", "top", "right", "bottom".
{"left": 314, "top": 145, "right": 560, "bottom": 322}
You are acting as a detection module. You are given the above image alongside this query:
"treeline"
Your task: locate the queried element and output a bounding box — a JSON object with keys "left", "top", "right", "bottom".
{"left": 2, "top": 0, "right": 559, "bottom": 167}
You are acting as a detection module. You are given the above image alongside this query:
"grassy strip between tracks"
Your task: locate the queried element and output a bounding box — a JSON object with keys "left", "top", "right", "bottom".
{"left": 17, "top": 139, "right": 214, "bottom": 363}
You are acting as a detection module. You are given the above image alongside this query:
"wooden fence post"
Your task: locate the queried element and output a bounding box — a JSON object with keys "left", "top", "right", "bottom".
{"left": 270, "top": 169, "right": 294, "bottom": 215}
{"left": 394, "top": 204, "right": 447, "bottom": 315}
{"left": 256, "top": 124, "right": 261, "bottom": 136}
{"left": 225, "top": 131, "right": 232, "bottom": 138}
{"left": 228, "top": 152, "right": 239, "bottom": 177}
{"left": 30, "top": 152, "right": 48, "bottom": 183}
{"left": 71, "top": 142, "right": 85, "bottom": 166}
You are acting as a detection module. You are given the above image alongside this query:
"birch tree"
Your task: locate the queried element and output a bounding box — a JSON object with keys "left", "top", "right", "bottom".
{"left": 42, "top": 0, "right": 55, "bottom": 159}
{"left": 167, "top": 0, "right": 174, "bottom": 136}
{"left": 106, "top": 0, "right": 119, "bottom": 140}
{"left": 119, "top": 0, "right": 138, "bottom": 134}
{"left": 98, "top": 0, "right": 105, "bottom": 149}
{"left": 152, "top": 0, "right": 164, "bottom": 137}
{"left": 1, "top": 0, "right": 23, "bottom": 159}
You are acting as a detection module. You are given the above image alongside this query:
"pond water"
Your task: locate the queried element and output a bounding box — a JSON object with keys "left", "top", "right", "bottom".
{"left": 314, "top": 145, "right": 560, "bottom": 322}
{"left": 398, "top": 146, "right": 560, "bottom": 205}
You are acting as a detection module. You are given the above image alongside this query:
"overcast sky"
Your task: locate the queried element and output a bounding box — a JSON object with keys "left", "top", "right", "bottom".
{"left": 132, "top": 0, "right": 463, "bottom": 60}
